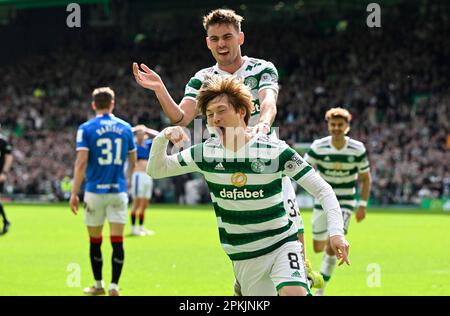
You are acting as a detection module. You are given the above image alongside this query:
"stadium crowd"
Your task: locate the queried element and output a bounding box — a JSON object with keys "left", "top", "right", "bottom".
{"left": 0, "top": 6, "right": 448, "bottom": 205}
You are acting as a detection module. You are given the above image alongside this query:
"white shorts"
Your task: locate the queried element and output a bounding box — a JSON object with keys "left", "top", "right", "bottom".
{"left": 84, "top": 192, "right": 128, "bottom": 226}
{"left": 131, "top": 171, "right": 153, "bottom": 199}
{"left": 282, "top": 176, "right": 304, "bottom": 233}
{"left": 232, "top": 241, "right": 310, "bottom": 296}
{"left": 311, "top": 208, "right": 352, "bottom": 241}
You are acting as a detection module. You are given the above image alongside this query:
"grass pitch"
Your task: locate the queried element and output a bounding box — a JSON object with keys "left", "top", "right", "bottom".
{"left": 0, "top": 203, "right": 448, "bottom": 296}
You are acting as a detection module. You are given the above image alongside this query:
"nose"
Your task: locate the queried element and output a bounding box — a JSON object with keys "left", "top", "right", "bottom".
{"left": 218, "top": 38, "right": 226, "bottom": 48}
{"left": 213, "top": 113, "right": 221, "bottom": 124}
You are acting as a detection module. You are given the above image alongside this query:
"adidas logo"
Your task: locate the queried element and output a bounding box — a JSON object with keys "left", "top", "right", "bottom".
{"left": 214, "top": 163, "right": 225, "bottom": 170}
{"left": 291, "top": 271, "right": 302, "bottom": 278}
{"left": 324, "top": 156, "right": 331, "bottom": 161}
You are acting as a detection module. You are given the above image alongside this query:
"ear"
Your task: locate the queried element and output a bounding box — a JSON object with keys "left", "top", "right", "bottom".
{"left": 206, "top": 36, "right": 211, "bottom": 50}
{"left": 91, "top": 101, "right": 96, "bottom": 111}
{"left": 239, "top": 32, "right": 245, "bottom": 45}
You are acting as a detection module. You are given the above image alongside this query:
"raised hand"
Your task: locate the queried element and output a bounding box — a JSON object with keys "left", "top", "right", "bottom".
{"left": 163, "top": 126, "right": 190, "bottom": 148}
{"left": 133, "top": 63, "right": 163, "bottom": 91}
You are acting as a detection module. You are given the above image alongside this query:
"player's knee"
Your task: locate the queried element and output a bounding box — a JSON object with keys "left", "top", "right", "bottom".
{"left": 325, "top": 245, "right": 335, "bottom": 256}
{"left": 279, "top": 285, "right": 307, "bottom": 296}
{"left": 313, "top": 241, "right": 325, "bottom": 253}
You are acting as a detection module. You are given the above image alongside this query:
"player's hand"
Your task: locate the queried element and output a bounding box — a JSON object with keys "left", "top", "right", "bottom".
{"left": 355, "top": 206, "right": 366, "bottom": 223}
{"left": 163, "top": 126, "right": 190, "bottom": 148}
{"left": 132, "top": 124, "right": 146, "bottom": 133}
{"left": 0, "top": 173, "right": 6, "bottom": 183}
{"left": 69, "top": 194, "right": 79, "bottom": 215}
{"left": 251, "top": 122, "right": 271, "bottom": 135}
{"left": 329, "top": 235, "right": 350, "bottom": 266}
{"left": 133, "top": 63, "right": 163, "bottom": 91}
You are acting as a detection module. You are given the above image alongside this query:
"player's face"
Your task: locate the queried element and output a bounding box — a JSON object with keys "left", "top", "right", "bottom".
{"left": 328, "top": 117, "right": 349, "bottom": 138}
{"left": 206, "top": 95, "right": 246, "bottom": 142}
{"left": 135, "top": 131, "right": 145, "bottom": 143}
{"left": 206, "top": 23, "right": 244, "bottom": 68}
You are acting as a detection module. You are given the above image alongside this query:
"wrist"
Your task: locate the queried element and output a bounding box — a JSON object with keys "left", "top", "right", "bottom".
{"left": 358, "top": 200, "right": 368, "bottom": 207}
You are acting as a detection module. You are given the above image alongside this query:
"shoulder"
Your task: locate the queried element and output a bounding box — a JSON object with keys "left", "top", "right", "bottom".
{"left": 78, "top": 118, "right": 96, "bottom": 130}
{"left": 247, "top": 57, "right": 276, "bottom": 69}
{"left": 204, "top": 137, "right": 222, "bottom": 148}
{"left": 347, "top": 138, "right": 367, "bottom": 154}
{"left": 252, "top": 133, "right": 286, "bottom": 149}
{"left": 112, "top": 117, "right": 133, "bottom": 130}
{"left": 191, "top": 66, "right": 217, "bottom": 81}
{"left": 310, "top": 136, "right": 331, "bottom": 151}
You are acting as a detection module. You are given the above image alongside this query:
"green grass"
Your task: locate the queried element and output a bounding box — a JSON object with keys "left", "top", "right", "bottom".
{"left": 0, "top": 203, "right": 449, "bottom": 296}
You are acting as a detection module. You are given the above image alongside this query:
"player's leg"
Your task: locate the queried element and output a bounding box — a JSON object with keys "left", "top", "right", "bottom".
{"left": 106, "top": 193, "right": 128, "bottom": 296}
{"left": 271, "top": 241, "right": 310, "bottom": 296}
{"left": 109, "top": 222, "right": 125, "bottom": 296}
{"left": 83, "top": 192, "right": 107, "bottom": 295}
{"left": 130, "top": 173, "right": 139, "bottom": 235}
{"left": 0, "top": 202, "right": 10, "bottom": 235}
{"left": 138, "top": 175, "right": 154, "bottom": 235}
{"left": 311, "top": 207, "right": 328, "bottom": 253}
{"left": 232, "top": 254, "right": 276, "bottom": 296}
{"left": 85, "top": 225, "right": 105, "bottom": 295}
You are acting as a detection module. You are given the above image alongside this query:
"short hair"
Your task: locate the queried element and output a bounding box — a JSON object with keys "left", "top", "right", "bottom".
{"left": 196, "top": 75, "right": 254, "bottom": 125}
{"left": 202, "top": 9, "right": 244, "bottom": 33}
{"left": 92, "top": 87, "right": 115, "bottom": 110}
{"left": 325, "top": 107, "right": 352, "bottom": 123}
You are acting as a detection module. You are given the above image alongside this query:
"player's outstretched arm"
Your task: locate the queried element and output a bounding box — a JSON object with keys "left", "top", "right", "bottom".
{"left": 132, "top": 63, "right": 197, "bottom": 126}
{"left": 147, "top": 127, "right": 199, "bottom": 179}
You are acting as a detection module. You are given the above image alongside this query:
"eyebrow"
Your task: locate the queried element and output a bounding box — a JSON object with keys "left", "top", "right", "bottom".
{"left": 209, "top": 33, "right": 233, "bottom": 38}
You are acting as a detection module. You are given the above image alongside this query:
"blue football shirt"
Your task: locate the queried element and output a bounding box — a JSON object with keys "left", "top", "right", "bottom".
{"left": 136, "top": 139, "right": 153, "bottom": 160}
{"left": 76, "top": 114, "right": 136, "bottom": 194}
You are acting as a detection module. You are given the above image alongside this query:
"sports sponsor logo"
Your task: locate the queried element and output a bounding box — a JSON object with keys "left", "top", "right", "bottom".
{"left": 348, "top": 156, "right": 355, "bottom": 162}
{"left": 333, "top": 162, "right": 343, "bottom": 170}
{"left": 231, "top": 172, "right": 247, "bottom": 187}
{"left": 219, "top": 188, "right": 265, "bottom": 200}
{"left": 324, "top": 169, "right": 351, "bottom": 177}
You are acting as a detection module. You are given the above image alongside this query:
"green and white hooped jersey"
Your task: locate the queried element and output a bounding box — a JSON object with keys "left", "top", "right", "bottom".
{"left": 304, "top": 136, "right": 370, "bottom": 213}
{"left": 173, "top": 134, "right": 312, "bottom": 261}
{"left": 183, "top": 56, "right": 279, "bottom": 128}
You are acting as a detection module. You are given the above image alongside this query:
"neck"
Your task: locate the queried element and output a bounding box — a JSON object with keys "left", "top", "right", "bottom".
{"left": 218, "top": 55, "right": 245, "bottom": 74}
{"left": 96, "top": 110, "right": 111, "bottom": 116}
{"left": 331, "top": 136, "right": 346, "bottom": 149}
{"left": 223, "top": 127, "right": 251, "bottom": 152}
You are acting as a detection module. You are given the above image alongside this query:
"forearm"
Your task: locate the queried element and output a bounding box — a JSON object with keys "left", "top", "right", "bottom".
{"left": 258, "top": 94, "right": 277, "bottom": 126}
{"left": 147, "top": 133, "right": 194, "bottom": 178}
{"left": 299, "top": 172, "right": 344, "bottom": 237}
{"left": 71, "top": 161, "right": 86, "bottom": 195}
{"left": 359, "top": 177, "right": 371, "bottom": 202}
{"left": 2, "top": 155, "right": 13, "bottom": 172}
{"left": 153, "top": 85, "right": 185, "bottom": 124}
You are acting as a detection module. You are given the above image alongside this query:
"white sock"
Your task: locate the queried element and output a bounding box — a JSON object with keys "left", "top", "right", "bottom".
{"left": 95, "top": 280, "right": 104, "bottom": 289}
{"left": 109, "top": 283, "right": 118, "bottom": 291}
{"left": 320, "top": 253, "right": 337, "bottom": 287}
{"left": 139, "top": 225, "right": 144, "bottom": 230}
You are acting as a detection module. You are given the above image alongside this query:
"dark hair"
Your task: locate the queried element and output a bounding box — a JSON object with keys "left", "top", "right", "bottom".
{"left": 92, "top": 87, "right": 115, "bottom": 109}
{"left": 203, "top": 9, "right": 243, "bottom": 32}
